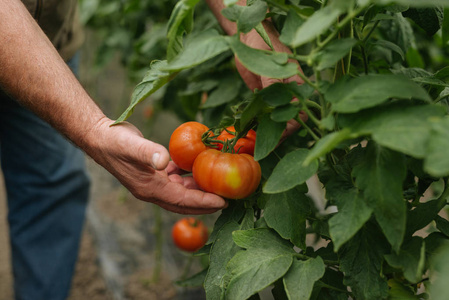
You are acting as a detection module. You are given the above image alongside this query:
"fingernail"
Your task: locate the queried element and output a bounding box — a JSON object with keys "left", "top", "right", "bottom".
{"left": 152, "top": 152, "right": 160, "bottom": 169}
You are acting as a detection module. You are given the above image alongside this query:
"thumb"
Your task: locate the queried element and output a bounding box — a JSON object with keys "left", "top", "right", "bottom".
{"left": 136, "top": 138, "right": 170, "bottom": 170}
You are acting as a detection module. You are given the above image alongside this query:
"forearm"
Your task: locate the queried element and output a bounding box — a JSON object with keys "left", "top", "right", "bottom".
{"left": 0, "top": 0, "right": 106, "bottom": 151}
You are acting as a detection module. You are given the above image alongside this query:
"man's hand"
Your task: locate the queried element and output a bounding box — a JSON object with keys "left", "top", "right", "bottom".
{"left": 238, "top": 21, "right": 309, "bottom": 138}
{"left": 84, "top": 117, "right": 228, "bottom": 215}
{"left": 206, "top": 1, "right": 309, "bottom": 139}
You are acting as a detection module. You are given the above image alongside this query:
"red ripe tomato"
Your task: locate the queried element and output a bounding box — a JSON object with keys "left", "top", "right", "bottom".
{"left": 214, "top": 126, "right": 256, "bottom": 156}
{"left": 169, "top": 122, "right": 210, "bottom": 172}
{"left": 192, "top": 149, "right": 261, "bottom": 199}
{"left": 172, "top": 217, "right": 209, "bottom": 252}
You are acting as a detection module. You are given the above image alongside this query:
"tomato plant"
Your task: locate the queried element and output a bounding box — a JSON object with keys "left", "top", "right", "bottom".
{"left": 168, "top": 121, "right": 210, "bottom": 172}
{"left": 193, "top": 149, "right": 261, "bottom": 199}
{"left": 172, "top": 217, "right": 209, "bottom": 252}
{"left": 213, "top": 126, "right": 256, "bottom": 156}
{"left": 115, "top": 0, "right": 449, "bottom": 299}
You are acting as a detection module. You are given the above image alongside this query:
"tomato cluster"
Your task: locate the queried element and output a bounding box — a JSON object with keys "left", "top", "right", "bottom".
{"left": 172, "top": 217, "right": 208, "bottom": 252}
{"left": 168, "top": 122, "right": 261, "bottom": 199}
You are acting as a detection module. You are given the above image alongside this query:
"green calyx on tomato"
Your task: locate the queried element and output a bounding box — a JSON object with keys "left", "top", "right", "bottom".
{"left": 172, "top": 217, "right": 208, "bottom": 252}
{"left": 169, "top": 121, "right": 261, "bottom": 199}
{"left": 211, "top": 126, "right": 256, "bottom": 156}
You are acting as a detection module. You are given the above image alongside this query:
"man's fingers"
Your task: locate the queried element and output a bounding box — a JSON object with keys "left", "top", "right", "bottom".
{"left": 166, "top": 161, "right": 187, "bottom": 175}
{"left": 167, "top": 174, "right": 199, "bottom": 189}
{"left": 153, "top": 181, "right": 228, "bottom": 215}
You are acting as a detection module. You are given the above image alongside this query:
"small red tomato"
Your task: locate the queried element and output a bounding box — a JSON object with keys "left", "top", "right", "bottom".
{"left": 143, "top": 105, "right": 154, "bottom": 119}
{"left": 172, "top": 217, "right": 209, "bottom": 252}
{"left": 169, "top": 122, "right": 210, "bottom": 172}
{"left": 192, "top": 149, "right": 261, "bottom": 199}
{"left": 214, "top": 126, "right": 256, "bottom": 156}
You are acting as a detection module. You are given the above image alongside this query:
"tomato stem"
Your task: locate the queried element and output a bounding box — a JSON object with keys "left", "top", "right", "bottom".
{"left": 221, "top": 121, "right": 256, "bottom": 154}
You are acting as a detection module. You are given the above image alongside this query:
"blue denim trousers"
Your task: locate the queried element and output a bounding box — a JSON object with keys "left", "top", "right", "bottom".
{"left": 0, "top": 53, "right": 90, "bottom": 300}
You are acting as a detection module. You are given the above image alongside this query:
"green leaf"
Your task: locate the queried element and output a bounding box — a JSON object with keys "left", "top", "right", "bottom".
{"left": 435, "top": 215, "right": 449, "bottom": 238}
{"left": 289, "top": 5, "right": 342, "bottom": 48}
{"left": 176, "top": 268, "right": 208, "bottom": 287}
{"left": 201, "top": 74, "right": 242, "bottom": 108}
{"left": 373, "top": 40, "right": 405, "bottom": 60}
{"left": 207, "top": 201, "right": 246, "bottom": 244}
{"left": 289, "top": 83, "right": 315, "bottom": 101}
{"left": 329, "top": 188, "right": 373, "bottom": 251}
{"left": 425, "top": 232, "right": 449, "bottom": 259}
{"left": 428, "top": 243, "right": 449, "bottom": 300}
{"left": 262, "top": 189, "right": 311, "bottom": 249}
{"left": 385, "top": 237, "right": 426, "bottom": 283}
{"left": 314, "top": 38, "right": 358, "bottom": 71}
{"left": 405, "top": 199, "right": 446, "bottom": 237}
{"left": 352, "top": 142, "right": 407, "bottom": 252}
{"left": 424, "top": 117, "right": 449, "bottom": 177}
{"left": 222, "top": 0, "right": 268, "bottom": 33}
{"left": 406, "top": 47, "right": 425, "bottom": 68}
{"left": 226, "top": 36, "right": 299, "bottom": 79}
{"left": 279, "top": 10, "right": 305, "bottom": 45}
{"left": 326, "top": 74, "right": 431, "bottom": 113}
{"left": 232, "top": 228, "right": 296, "bottom": 252}
{"left": 264, "top": 149, "right": 319, "bottom": 194}
{"left": 412, "top": 77, "right": 449, "bottom": 88}
{"left": 166, "top": 0, "right": 200, "bottom": 61}
{"left": 254, "top": 114, "right": 285, "bottom": 161}
{"left": 271, "top": 105, "right": 301, "bottom": 122}
{"left": 205, "top": 221, "right": 241, "bottom": 300}
{"left": 114, "top": 61, "right": 175, "bottom": 123}
{"left": 387, "top": 279, "right": 420, "bottom": 300}
{"left": 238, "top": 96, "right": 268, "bottom": 133}
{"left": 372, "top": 0, "right": 449, "bottom": 8}
{"left": 226, "top": 228, "right": 295, "bottom": 300}
{"left": 304, "top": 128, "right": 354, "bottom": 165}
{"left": 339, "top": 103, "right": 446, "bottom": 158}
{"left": 313, "top": 268, "right": 348, "bottom": 300}
{"left": 443, "top": 8, "right": 449, "bottom": 46}
{"left": 258, "top": 82, "right": 294, "bottom": 107}
{"left": 224, "top": 0, "right": 238, "bottom": 5}
{"left": 163, "top": 30, "right": 230, "bottom": 71}
{"left": 204, "top": 209, "right": 254, "bottom": 299}
{"left": 283, "top": 257, "right": 326, "bottom": 300}
{"left": 339, "top": 222, "right": 389, "bottom": 300}
{"left": 402, "top": 6, "right": 444, "bottom": 35}
{"left": 254, "top": 22, "right": 274, "bottom": 50}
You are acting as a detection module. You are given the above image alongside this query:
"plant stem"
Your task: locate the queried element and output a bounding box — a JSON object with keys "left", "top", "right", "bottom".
{"left": 296, "top": 70, "right": 320, "bottom": 91}
{"left": 293, "top": 253, "right": 338, "bottom": 266}
{"left": 287, "top": 53, "right": 311, "bottom": 63}
{"left": 319, "top": 281, "right": 352, "bottom": 295}
{"left": 362, "top": 20, "right": 380, "bottom": 44}
{"left": 301, "top": 105, "right": 322, "bottom": 129}
{"left": 316, "top": 5, "right": 366, "bottom": 52}
{"left": 353, "top": 25, "right": 369, "bottom": 75}
{"left": 264, "top": 0, "right": 289, "bottom": 12}
{"left": 434, "top": 93, "right": 449, "bottom": 103}
{"left": 226, "top": 120, "right": 257, "bottom": 153}
{"left": 305, "top": 99, "right": 322, "bottom": 110}
{"left": 296, "top": 115, "right": 320, "bottom": 141}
